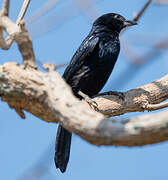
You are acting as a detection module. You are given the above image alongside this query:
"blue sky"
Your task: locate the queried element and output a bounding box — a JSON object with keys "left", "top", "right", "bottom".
{"left": 1, "top": 0, "right": 168, "bottom": 180}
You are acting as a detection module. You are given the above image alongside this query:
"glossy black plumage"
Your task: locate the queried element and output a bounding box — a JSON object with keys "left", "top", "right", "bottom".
{"left": 55, "top": 13, "right": 137, "bottom": 173}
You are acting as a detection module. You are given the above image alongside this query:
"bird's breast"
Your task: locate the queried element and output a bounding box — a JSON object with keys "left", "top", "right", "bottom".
{"left": 68, "top": 34, "right": 120, "bottom": 97}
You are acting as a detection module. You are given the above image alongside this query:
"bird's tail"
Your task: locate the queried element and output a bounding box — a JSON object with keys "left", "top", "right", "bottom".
{"left": 55, "top": 125, "right": 72, "bottom": 173}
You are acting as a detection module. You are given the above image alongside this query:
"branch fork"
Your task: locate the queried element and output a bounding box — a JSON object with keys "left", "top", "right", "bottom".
{"left": 1, "top": 0, "right": 168, "bottom": 147}
{"left": 0, "top": 0, "right": 36, "bottom": 69}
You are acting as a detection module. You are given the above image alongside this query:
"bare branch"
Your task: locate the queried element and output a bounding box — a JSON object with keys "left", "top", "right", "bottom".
{"left": 1, "top": 0, "right": 9, "bottom": 16}
{"left": 0, "top": 16, "right": 36, "bottom": 68}
{"left": 1, "top": 0, "right": 168, "bottom": 149}
{"left": 0, "top": 28, "right": 11, "bottom": 49}
{"left": 0, "top": 1, "right": 11, "bottom": 49}
{"left": 0, "top": 62, "right": 168, "bottom": 146}
{"left": 25, "top": 0, "right": 60, "bottom": 25}
{"left": 133, "top": 0, "right": 152, "bottom": 22}
{"left": 125, "top": 36, "right": 168, "bottom": 66}
{"left": 0, "top": 0, "right": 35, "bottom": 68}
{"left": 92, "top": 74, "right": 168, "bottom": 117}
{"left": 75, "top": 0, "right": 100, "bottom": 21}
{"left": 16, "top": 0, "right": 31, "bottom": 25}
{"left": 144, "top": 101, "right": 168, "bottom": 111}
{"left": 121, "top": 0, "right": 152, "bottom": 35}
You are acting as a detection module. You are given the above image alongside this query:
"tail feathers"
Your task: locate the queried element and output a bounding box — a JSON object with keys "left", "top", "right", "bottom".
{"left": 55, "top": 125, "right": 72, "bottom": 173}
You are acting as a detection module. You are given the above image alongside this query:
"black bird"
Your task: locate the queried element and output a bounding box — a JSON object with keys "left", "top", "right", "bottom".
{"left": 55, "top": 13, "right": 137, "bottom": 173}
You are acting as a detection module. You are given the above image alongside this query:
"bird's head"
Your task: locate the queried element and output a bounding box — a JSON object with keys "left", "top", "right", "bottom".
{"left": 93, "top": 13, "right": 137, "bottom": 33}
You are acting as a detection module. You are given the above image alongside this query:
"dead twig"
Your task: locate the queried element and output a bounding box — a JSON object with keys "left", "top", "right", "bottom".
{"left": 133, "top": 0, "right": 152, "bottom": 22}
{"left": 143, "top": 101, "right": 168, "bottom": 111}
{"left": 16, "top": 0, "right": 31, "bottom": 25}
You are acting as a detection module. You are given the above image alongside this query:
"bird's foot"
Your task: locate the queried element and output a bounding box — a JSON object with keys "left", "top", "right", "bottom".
{"left": 78, "top": 91, "right": 99, "bottom": 111}
{"left": 93, "top": 91, "right": 125, "bottom": 100}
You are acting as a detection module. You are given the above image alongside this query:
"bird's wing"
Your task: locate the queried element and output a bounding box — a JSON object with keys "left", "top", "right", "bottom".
{"left": 63, "top": 35, "right": 99, "bottom": 81}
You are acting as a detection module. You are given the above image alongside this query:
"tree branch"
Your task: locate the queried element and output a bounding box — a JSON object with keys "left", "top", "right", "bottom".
{"left": 92, "top": 74, "right": 168, "bottom": 116}
{"left": 0, "top": 62, "right": 168, "bottom": 146}
{"left": 133, "top": 0, "right": 152, "bottom": 22}
{"left": 16, "top": 0, "right": 31, "bottom": 25}
{"left": 0, "top": 2, "right": 36, "bottom": 68}
{"left": 121, "top": 0, "right": 152, "bottom": 34}
{"left": 1, "top": 0, "right": 9, "bottom": 16}
{"left": 1, "top": 0, "right": 168, "bottom": 147}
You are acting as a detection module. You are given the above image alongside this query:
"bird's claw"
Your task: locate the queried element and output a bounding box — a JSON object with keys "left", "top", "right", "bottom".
{"left": 85, "top": 97, "right": 99, "bottom": 111}
{"left": 78, "top": 91, "right": 99, "bottom": 111}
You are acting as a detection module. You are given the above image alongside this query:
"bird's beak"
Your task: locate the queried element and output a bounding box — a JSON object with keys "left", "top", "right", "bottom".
{"left": 123, "top": 19, "right": 137, "bottom": 28}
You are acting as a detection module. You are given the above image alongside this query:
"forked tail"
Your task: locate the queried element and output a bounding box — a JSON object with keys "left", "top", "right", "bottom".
{"left": 55, "top": 125, "right": 72, "bottom": 173}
